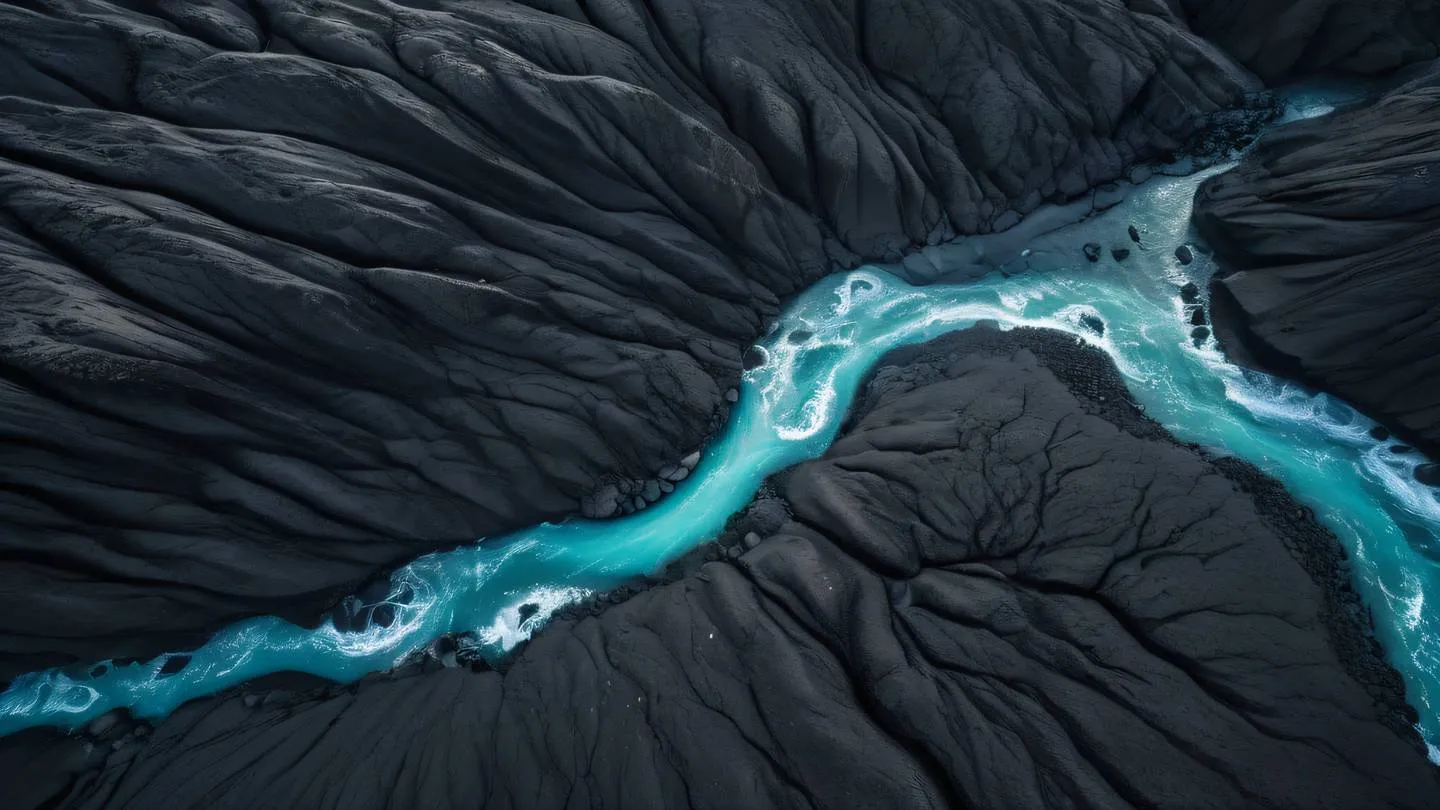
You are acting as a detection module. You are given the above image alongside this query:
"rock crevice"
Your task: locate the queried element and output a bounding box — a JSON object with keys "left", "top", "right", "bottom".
{"left": 5, "top": 326, "right": 1433, "bottom": 809}
{"left": 0, "top": 0, "right": 1280, "bottom": 676}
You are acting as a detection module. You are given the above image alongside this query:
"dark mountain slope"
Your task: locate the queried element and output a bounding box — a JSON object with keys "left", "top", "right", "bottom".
{"left": 0, "top": 0, "right": 1265, "bottom": 676}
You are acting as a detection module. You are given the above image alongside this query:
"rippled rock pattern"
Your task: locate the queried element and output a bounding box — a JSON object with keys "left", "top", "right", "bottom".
{"left": 0, "top": 0, "right": 1276, "bottom": 678}
{"left": 1196, "top": 67, "right": 1440, "bottom": 458}
{"left": 6, "top": 327, "right": 1434, "bottom": 809}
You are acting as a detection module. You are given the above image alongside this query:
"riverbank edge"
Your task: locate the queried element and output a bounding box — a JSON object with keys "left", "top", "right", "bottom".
{"left": 498, "top": 322, "right": 1427, "bottom": 755}
{"left": 0, "top": 93, "right": 1303, "bottom": 733}
{"left": 852, "top": 324, "right": 1428, "bottom": 755}
{"left": 25, "top": 319, "right": 1427, "bottom": 789}
{"left": 1194, "top": 73, "right": 1440, "bottom": 462}
{"left": 468, "top": 322, "right": 1432, "bottom": 755}
{"left": 327, "top": 90, "right": 1294, "bottom": 628}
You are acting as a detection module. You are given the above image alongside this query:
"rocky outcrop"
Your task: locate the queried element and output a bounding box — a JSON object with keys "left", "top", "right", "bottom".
{"left": 1176, "top": 0, "right": 1440, "bottom": 81}
{"left": 0, "top": 0, "right": 1268, "bottom": 678}
{"left": 1195, "top": 66, "right": 1440, "bottom": 458}
{"left": 6, "top": 327, "right": 1433, "bottom": 809}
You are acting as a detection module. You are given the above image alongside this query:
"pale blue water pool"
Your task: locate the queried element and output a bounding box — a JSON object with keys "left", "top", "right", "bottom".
{"left": 4, "top": 88, "right": 1439, "bottom": 757}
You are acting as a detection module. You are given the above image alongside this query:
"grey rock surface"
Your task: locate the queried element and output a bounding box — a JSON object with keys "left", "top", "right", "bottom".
{"left": 0, "top": 0, "right": 1268, "bottom": 678}
{"left": 1177, "top": 0, "right": 1440, "bottom": 81}
{"left": 4, "top": 327, "right": 1433, "bottom": 809}
{"left": 1196, "top": 66, "right": 1440, "bottom": 456}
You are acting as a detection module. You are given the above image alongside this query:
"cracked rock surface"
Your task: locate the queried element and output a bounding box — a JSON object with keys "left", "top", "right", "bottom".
{"left": 1195, "top": 66, "right": 1440, "bottom": 457}
{"left": 6, "top": 327, "right": 1434, "bottom": 809}
{"left": 0, "top": 0, "right": 1271, "bottom": 678}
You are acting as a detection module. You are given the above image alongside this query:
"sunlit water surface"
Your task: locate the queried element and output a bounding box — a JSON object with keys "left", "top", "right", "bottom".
{"left": 4, "top": 88, "right": 1439, "bottom": 758}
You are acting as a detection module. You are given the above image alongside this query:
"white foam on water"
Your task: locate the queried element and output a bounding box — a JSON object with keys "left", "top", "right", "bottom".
{"left": 4, "top": 84, "right": 1438, "bottom": 757}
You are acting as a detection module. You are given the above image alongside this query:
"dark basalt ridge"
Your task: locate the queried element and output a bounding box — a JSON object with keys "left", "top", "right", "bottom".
{"left": 0, "top": 0, "right": 1270, "bottom": 679}
{"left": 1195, "top": 65, "right": 1440, "bottom": 458}
{"left": 5, "top": 326, "right": 1434, "bottom": 809}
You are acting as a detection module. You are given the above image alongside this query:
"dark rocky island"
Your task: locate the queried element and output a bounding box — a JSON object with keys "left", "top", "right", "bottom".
{"left": 2, "top": 0, "right": 1440, "bottom": 807}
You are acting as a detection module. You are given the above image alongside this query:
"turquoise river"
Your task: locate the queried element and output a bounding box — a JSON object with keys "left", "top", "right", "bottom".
{"left": 4, "top": 88, "right": 1439, "bottom": 759}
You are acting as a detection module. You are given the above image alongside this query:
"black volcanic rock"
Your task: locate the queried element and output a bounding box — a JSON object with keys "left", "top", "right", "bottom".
{"left": 1177, "top": 0, "right": 1440, "bottom": 81}
{"left": 0, "top": 0, "right": 1268, "bottom": 677}
{"left": 1196, "top": 67, "right": 1440, "bottom": 457}
{"left": 4, "top": 327, "right": 1433, "bottom": 809}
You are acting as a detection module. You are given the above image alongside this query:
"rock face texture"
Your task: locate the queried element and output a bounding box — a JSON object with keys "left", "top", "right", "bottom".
{"left": 5, "top": 2, "right": 1440, "bottom": 804}
{"left": 0, "top": 0, "right": 1268, "bottom": 678}
{"left": 6, "top": 327, "right": 1434, "bottom": 810}
{"left": 1195, "top": 68, "right": 1440, "bottom": 457}
{"left": 1176, "top": 0, "right": 1440, "bottom": 81}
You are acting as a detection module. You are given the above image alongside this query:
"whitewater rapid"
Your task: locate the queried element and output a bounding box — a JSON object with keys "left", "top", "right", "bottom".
{"left": 4, "top": 88, "right": 1439, "bottom": 757}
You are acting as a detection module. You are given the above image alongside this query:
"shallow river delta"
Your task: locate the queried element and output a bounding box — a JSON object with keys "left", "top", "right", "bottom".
{"left": 2, "top": 1, "right": 1440, "bottom": 808}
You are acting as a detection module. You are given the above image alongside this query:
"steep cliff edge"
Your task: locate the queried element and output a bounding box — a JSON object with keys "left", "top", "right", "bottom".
{"left": 1195, "top": 66, "right": 1440, "bottom": 458}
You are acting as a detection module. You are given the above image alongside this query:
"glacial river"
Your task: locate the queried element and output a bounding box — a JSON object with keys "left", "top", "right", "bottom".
{"left": 4, "top": 88, "right": 1439, "bottom": 757}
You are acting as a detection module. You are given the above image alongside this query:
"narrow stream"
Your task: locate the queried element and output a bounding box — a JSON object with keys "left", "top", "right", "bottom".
{"left": 4, "top": 88, "right": 1438, "bottom": 756}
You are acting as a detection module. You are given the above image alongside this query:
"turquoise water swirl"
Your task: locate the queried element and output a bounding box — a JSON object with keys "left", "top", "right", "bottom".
{"left": 4, "top": 88, "right": 1438, "bottom": 758}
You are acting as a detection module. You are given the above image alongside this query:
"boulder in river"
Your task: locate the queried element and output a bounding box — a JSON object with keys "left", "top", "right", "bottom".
{"left": 156, "top": 656, "right": 190, "bottom": 677}
{"left": 1083, "top": 243, "right": 1103, "bottom": 262}
{"left": 582, "top": 485, "right": 621, "bottom": 520}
